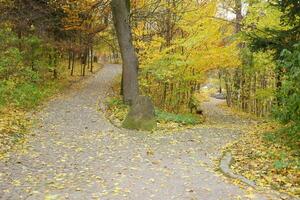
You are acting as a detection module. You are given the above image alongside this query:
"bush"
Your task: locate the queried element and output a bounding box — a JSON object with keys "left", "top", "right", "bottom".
{"left": 0, "top": 28, "right": 62, "bottom": 110}
{"left": 11, "top": 83, "right": 44, "bottom": 109}
{"left": 274, "top": 43, "right": 300, "bottom": 145}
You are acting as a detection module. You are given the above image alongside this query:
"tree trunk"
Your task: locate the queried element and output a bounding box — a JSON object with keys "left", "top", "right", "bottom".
{"left": 87, "top": 47, "right": 90, "bottom": 70}
{"left": 68, "top": 50, "right": 72, "bottom": 69}
{"left": 218, "top": 71, "right": 222, "bottom": 94}
{"left": 90, "top": 46, "right": 94, "bottom": 73}
{"left": 71, "top": 51, "right": 75, "bottom": 76}
{"left": 235, "top": 0, "right": 243, "bottom": 33}
{"left": 224, "top": 70, "right": 232, "bottom": 107}
{"left": 111, "top": 0, "right": 139, "bottom": 104}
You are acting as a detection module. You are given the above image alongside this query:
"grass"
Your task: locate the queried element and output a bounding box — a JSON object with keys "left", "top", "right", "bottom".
{"left": 156, "top": 109, "right": 201, "bottom": 125}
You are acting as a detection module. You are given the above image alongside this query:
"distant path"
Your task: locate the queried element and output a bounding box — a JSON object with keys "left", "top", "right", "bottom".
{"left": 0, "top": 64, "right": 282, "bottom": 200}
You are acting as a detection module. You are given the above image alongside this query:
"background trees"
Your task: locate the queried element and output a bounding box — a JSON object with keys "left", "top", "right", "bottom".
{"left": 249, "top": 0, "right": 300, "bottom": 138}
{"left": 0, "top": 0, "right": 112, "bottom": 154}
{"left": 208, "top": 0, "right": 300, "bottom": 145}
{"left": 130, "top": 0, "right": 240, "bottom": 113}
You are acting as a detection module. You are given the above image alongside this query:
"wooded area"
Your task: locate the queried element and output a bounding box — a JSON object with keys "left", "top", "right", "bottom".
{"left": 0, "top": 0, "right": 110, "bottom": 109}
{"left": 0, "top": 0, "right": 299, "bottom": 198}
{"left": 0, "top": 0, "right": 298, "bottom": 125}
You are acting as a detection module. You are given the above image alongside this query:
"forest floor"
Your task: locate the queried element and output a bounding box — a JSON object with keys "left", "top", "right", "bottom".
{"left": 0, "top": 64, "right": 295, "bottom": 200}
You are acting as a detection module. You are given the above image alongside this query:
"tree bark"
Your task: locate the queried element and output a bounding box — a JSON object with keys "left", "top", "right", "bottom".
{"left": 68, "top": 50, "right": 72, "bottom": 69}
{"left": 90, "top": 45, "right": 93, "bottom": 73}
{"left": 235, "top": 0, "right": 243, "bottom": 33}
{"left": 218, "top": 71, "right": 222, "bottom": 94}
{"left": 111, "top": 0, "right": 139, "bottom": 104}
{"left": 71, "top": 51, "right": 75, "bottom": 76}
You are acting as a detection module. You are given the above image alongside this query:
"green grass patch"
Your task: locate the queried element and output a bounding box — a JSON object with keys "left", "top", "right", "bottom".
{"left": 0, "top": 78, "right": 65, "bottom": 110}
{"left": 11, "top": 83, "right": 45, "bottom": 109}
{"left": 156, "top": 110, "right": 202, "bottom": 125}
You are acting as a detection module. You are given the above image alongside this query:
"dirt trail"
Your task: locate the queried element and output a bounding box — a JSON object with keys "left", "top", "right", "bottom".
{"left": 0, "top": 64, "right": 282, "bottom": 200}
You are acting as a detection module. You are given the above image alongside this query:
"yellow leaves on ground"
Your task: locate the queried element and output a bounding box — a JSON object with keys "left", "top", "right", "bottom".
{"left": 0, "top": 107, "right": 29, "bottom": 156}
{"left": 227, "top": 122, "right": 300, "bottom": 196}
{"left": 45, "top": 194, "right": 60, "bottom": 200}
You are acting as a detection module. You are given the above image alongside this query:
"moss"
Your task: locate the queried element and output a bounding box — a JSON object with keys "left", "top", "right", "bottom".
{"left": 122, "top": 116, "right": 157, "bottom": 131}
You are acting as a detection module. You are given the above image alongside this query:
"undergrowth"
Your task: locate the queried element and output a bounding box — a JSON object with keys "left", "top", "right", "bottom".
{"left": 0, "top": 78, "right": 67, "bottom": 156}
{"left": 105, "top": 96, "right": 203, "bottom": 130}
{"left": 0, "top": 79, "right": 61, "bottom": 156}
{"left": 227, "top": 122, "right": 300, "bottom": 196}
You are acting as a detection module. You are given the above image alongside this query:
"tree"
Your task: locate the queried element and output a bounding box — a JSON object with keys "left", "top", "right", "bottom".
{"left": 111, "top": 0, "right": 139, "bottom": 104}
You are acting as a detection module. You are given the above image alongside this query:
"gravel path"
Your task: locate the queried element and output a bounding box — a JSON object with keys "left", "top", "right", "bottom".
{"left": 0, "top": 64, "right": 281, "bottom": 200}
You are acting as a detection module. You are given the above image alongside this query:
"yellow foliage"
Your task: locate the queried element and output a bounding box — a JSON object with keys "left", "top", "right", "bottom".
{"left": 134, "top": 0, "right": 240, "bottom": 73}
{"left": 132, "top": 0, "right": 241, "bottom": 111}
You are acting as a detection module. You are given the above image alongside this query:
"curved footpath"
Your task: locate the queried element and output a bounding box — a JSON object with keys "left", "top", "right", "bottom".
{"left": 0, "top": 64, "right": 290, "bottom": 200}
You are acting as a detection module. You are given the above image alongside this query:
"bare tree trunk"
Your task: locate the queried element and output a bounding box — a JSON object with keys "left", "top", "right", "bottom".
{"left": 235, "top": 0, "right": 243, "bottom": 33}
{"left": 218, "top": 71, "right": 222, "bottom": 94}
{"left": 111, "top": 0, "right": 139, "bottom": 104}
{"left": 224, "top": 70, "right": 232, "bottom": 107}
{"left": 71, "top": 51, "right": 75, "bottom": 76}
{"left": 82, "top": 49, "right": 87, "bottom": 76}
{"left": 87, "top": 47, "right": 90, "bottom": 70}
{"left": 68, "top": 50, "right": 72, "bottom": 70}
{"left": 90, "top": 46, "right": 93, "bottom": 73}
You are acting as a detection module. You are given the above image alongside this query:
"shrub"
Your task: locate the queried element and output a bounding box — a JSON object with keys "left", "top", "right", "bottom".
{"left": 11, "top": 83, "right": 44, "bottom": 109}
{"left": 274, "top": 43, "right": 300, "bottom": 145}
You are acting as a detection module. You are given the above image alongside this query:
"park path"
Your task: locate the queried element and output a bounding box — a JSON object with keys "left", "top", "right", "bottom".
{"left": 0, "top": 64, "right": 282, "bottom": 200}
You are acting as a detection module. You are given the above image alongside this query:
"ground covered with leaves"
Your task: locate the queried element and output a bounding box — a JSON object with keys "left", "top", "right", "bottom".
{"left": 1, "top": 64, "right": 287, "bottom": 200}
{"left": 0, "top": 108, "right": 30, "bottom": 157}
{"left": 226, "top": 121, "right": 300, "bottom": 197}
